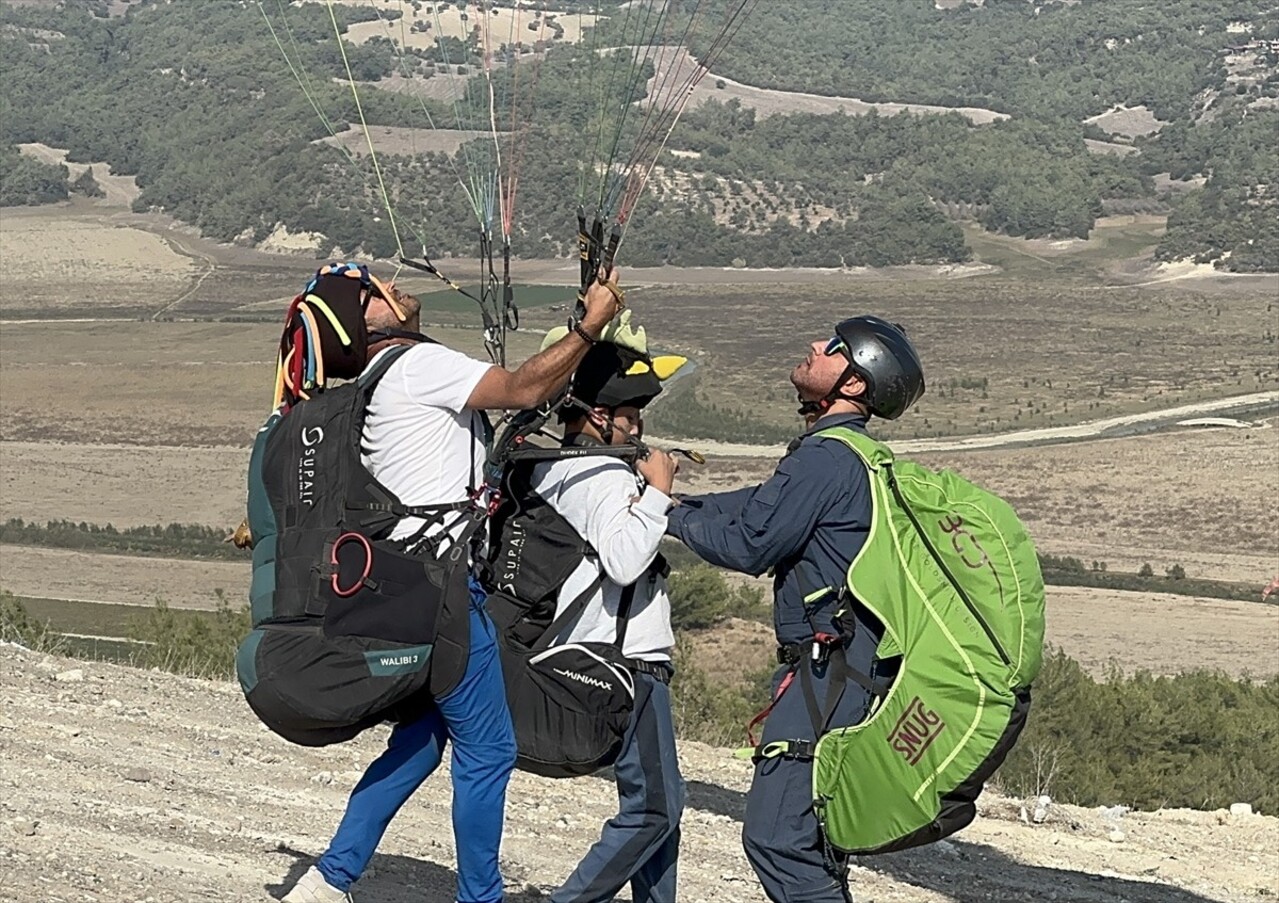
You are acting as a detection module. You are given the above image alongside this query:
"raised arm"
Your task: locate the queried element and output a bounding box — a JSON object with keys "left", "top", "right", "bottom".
{"left": 467, "top": 271, "right": 623, "bottom": 412}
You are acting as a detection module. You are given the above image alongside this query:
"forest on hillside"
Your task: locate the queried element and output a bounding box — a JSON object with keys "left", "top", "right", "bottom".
{"left": 0, "top": 0, "right": 1275, "bottom": 270}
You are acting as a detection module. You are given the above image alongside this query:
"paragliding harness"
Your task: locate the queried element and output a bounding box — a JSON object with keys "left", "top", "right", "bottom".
{"left": 236, "top": 340, "right": 484, "bottom": 747}
{"left": 481, "top": 406, "right": 669, "bottom": 778}
{"left": 741, "top": 427, "right": 1045, "bottom": 859}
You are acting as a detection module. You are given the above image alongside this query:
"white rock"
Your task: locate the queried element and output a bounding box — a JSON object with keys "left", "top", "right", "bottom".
{"left": 1018, "top": 806, "right": 1030, "bottom": 824}
{"left": 53, "top": 669, "right": 84, "bottom": 683}
{"left": 1037, "top": 795, "right": 1052, "bottom": 808}
{"left": 1107, "top": 829, "right": 1126, "bottom": 843}
{"left": 1229, "top": 802, "right": 1253, "bottom": 817}
{"left": 311, "top": 771, "right": 333, "bottom": 785}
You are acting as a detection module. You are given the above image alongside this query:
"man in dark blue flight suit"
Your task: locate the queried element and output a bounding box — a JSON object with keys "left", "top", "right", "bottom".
{"left": 665, "top": 317, "right": 926, "bottom": 903}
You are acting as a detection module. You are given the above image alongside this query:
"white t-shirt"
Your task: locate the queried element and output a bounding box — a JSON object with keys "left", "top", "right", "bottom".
{"left": 530, "top": 455, "right": 674, "bottom": 662}
{"left": 360, "top": 343, "right": 492, "bottom": 545}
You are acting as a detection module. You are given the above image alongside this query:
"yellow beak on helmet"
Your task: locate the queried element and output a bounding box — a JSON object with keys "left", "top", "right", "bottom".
{"left": 650, "top": 355, "right": 689, "bottom": 381}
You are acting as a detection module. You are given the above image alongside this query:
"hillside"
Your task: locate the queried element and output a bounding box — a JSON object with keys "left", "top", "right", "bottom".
{"left": 2, "top": 0, "right": 1275, "bottom": 269}
{"left": 1, "top": 644, "right": 1275, "bottom": 903}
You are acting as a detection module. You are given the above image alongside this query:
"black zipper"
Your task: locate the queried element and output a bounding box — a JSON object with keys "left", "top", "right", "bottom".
{"left": 886, "top": 467, "right": 1012, "bottom": 667}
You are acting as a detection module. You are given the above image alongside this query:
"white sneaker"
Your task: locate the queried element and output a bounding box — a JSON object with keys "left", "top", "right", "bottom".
{"left": 282, "top": 866, "right": 353, "bottom": 903}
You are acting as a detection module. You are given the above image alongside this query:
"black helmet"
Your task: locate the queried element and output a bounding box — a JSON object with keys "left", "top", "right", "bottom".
{"left": 570, "top": 342, "right": 663, "bottom": 411}
{"left": 830, "top": 316, "right": 925, "bottom": 420}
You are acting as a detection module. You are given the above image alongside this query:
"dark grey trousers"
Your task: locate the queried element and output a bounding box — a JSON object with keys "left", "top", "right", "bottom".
{"left": 743, "top": 637, "right": 878, "bottom": 903}
{"left": 550, "top": 672, "right": 685, "bottom": 903}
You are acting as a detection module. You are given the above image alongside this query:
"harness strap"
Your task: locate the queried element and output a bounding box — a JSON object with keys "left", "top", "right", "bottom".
{"left": 356, "top": 499, "right": 474, "bottom": 516}
{"left": 776, "top": 641, "right": 891, "bottom": 698}
{"left": 614, "top": 582, "right": 638, "bottom": 652}
{"left": 799, "top": 644, "right": 850, "bottom": 742}
{"left": 746, "top": 667, "right": 798, "bottom": 747}
{"left": 625, "top": 657, "right": 673, "bottom": 684}
{"left": 530, "top": 573, "right": 606, "bottom": 654}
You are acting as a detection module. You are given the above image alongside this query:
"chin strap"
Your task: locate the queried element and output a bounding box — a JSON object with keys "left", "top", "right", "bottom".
{"left": 368, "top": 328, "right": 432, "bottom": 344}
{"left": 797, "top": 363, "right": 861, "bottom": 416}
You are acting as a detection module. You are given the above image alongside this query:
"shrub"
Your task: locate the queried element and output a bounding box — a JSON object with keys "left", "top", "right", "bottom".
{"left": 127, "top": 591, "right": 251, "bottom": 679}
{"left": 998, "top": 650, "right": 1279, "bottom": 812}
{"left": 0, "top": 591, "right": 64, "bottom": 653}
{"left": 669, "top": 635, "right": 774, "bottom": 747}
{"left": 668, "top": 563, "right": 768, "bottom": 630}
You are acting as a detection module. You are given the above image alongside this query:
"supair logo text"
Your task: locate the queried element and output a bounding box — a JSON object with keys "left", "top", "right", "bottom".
{"left": 298, "top": 426, "right": 324, "bottom": 507}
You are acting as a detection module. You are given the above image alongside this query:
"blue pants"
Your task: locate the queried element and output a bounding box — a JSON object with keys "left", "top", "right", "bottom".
{"left": 743, "top": 622, "right": 881, "bottom": 903}
{"left": 317, "top": 587, "right": 517, "bottom": 903}
{"left": 550, "top": 672, "right": 685, "bottom": 903}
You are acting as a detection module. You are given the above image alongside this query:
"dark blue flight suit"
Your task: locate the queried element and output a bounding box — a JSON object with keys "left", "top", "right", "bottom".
{"left": 666, "top": 413, "right": 886, "bottom": 903}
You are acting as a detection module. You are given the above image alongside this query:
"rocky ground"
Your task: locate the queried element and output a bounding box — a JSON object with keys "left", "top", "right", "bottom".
{"left": 1, "top": 644, "right": 1275, "bottom": 903}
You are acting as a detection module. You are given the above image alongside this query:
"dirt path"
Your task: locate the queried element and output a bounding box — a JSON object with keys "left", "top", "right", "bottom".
{"left": 0, "top": 645, "right": 1274, "bottom": 903}
{"left": 654, "top": 390, "right": 1279, "bottom": 458}
{"left": 151, "top": 234, "right": 218, "bottom": 320}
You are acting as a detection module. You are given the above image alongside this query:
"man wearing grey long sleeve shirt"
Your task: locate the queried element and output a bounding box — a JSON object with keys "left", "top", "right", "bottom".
{"left": 666, "top": 317, "right": 926, "bottom": 903}
{"left": 533, "top": 340, "right": 685, "bottom": 903}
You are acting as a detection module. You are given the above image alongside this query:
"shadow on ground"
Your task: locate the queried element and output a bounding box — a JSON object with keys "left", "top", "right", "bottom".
{"left": 685, "top": 780, "right": 1227, "bottom": 903}
{"left": 269, "top": 846, "right": 550, "bottom": 903}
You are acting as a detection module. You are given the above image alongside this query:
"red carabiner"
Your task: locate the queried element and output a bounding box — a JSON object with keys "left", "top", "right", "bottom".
{"left": 330, "top": 532, "right": 373, "bottom": 598}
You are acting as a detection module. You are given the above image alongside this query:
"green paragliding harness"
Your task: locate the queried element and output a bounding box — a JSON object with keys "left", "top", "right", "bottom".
{"left": 741, "top": 427, "right": 1045, "bottom": 859}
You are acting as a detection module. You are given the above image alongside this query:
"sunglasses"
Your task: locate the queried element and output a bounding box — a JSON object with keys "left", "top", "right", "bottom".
{"left": 823, "top": 336, "right": 847, "bottom": 356}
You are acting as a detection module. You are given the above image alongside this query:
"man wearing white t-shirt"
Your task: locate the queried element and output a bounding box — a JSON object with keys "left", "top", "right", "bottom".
{"left": 527, "top": 342, "right": 684, "bottom": 903}
{"left": 285, "top": 275, "right": 624, "bottom": 903}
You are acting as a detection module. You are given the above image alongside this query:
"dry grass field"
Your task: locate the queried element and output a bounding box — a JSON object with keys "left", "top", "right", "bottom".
{"left": 624, "top": 272, "right": 1278, "bottom": 442}
{"left": 0, "top": 441, "right": 250, "bottom": 529}
{"left": 1, "top": 205, "right": 1275, "bottom": 689}
{"left": 0, "top": 320, "right": 546, "bottom": 446}
{"left": 917, "top": 421, "right": 1279, "bottom": 583}
{"left": 0, "top": 207, "right": 196, "bottom": 316}
{"left": 332, "top": 0, "right": 600, "bottom": 49}
{"left": 1083, "top": 104, "right": 1168, "bottom": 138}
{"left": 645, "top": 46, "right": 1008, "bottom": 124}
{"left": 319, "top": 125, "right": 498, "bottom": 157}
{"left": 0, "top": 545, "right": 246, "bottom": 610}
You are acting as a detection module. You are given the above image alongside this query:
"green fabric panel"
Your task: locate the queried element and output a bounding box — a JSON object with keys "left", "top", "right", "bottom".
{"left": 235, "top": 628, "right": 265, "bottom": 695}
{"left": 246, "top": 414, "right": 281, "bottom": 626}
{"left": 807, "top": 426, "right": 1045, "bottom": 853}
{"left": 364, "top": 644, "right": 433, "bottom": 677}
{"left": 249, "top": 550, "right": 275, "bottom": 626}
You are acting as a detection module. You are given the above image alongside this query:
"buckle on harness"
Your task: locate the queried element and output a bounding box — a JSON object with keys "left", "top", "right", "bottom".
{"left": 737, "top": 738, "right": 816, "bottom": 763}
{"left": 777, "top": 633, "right": 842, "bottom": 667}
